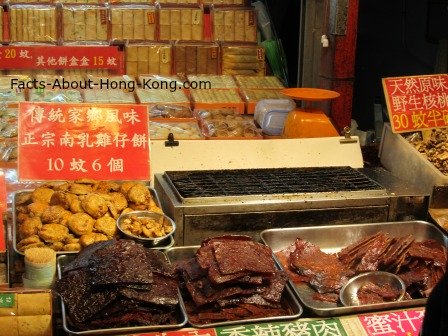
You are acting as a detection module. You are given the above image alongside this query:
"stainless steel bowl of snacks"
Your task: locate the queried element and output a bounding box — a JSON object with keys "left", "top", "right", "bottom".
{"left": 117, "top": 211, "right": 176, "bottom": 247}
{"left": 339, "top": 271, "right": 406, "bottom": 307}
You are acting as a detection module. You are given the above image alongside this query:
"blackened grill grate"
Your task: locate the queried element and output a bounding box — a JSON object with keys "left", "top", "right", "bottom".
{"left": 164, "top": 167, "right": 384, "bottom": 198}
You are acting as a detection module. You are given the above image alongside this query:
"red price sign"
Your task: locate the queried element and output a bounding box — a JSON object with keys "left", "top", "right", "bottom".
{"left": 0, "top": 45, "right": 124, "bottom": 71}
{"left": 18, "top": 102, "right": 150, "bottom": 181}
{"left": 359, "top": 309, "right": 424, "bottom": 336}
{"left": 382, "top": 74, "right": 448, "bottom": 133}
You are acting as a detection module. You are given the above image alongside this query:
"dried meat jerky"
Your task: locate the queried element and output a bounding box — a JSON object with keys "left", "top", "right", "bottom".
{"left": 120, "top": 274, "right": 179, "bottom": 306}
{"left": 89, "top": 239, "right": 153, "bottom": 286}
{"left": 62, "top": 240, "right": 114, "bottom": 274}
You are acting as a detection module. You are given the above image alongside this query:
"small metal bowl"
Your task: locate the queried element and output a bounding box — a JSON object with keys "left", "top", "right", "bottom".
{"left": 339, "top": 271, "right": 406, "bottom": 307}
{"left": 117, "top": 211, "right": 176, "bottom": 247}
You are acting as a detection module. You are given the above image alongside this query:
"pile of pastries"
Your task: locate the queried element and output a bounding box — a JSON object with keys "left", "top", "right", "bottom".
{"left": 15, "top": 179, "right": 162, "bottom": 253}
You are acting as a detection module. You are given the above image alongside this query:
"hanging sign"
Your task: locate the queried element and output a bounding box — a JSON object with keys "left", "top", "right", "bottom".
{"left": 18, "top": 102, "right": 149, "bottom": 181}
{"left": 0, "top": 45, "right": 123, "bottom": 71}
{"left": 382, "top": 74, "right": 448, "bottom": 133}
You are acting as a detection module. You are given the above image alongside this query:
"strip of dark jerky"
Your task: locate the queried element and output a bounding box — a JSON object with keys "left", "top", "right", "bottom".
{"left": 312, "top": 292, "right": 339, "bottom": 303}
{"left": 185, "top": 279, "right": 245, "bottom": 307}
{"left": 213, "top": 240, "right": 276, "bottom": 275}
{"left": 201, "top": 235, "right": 253, "bottom": 247}
{"left": 260, "top": 271, "right": 288, "bottom": 303}
{"left": 146, "top": 249, "right": 175, "bottom": 277}
{"left": 356, "top": 234, "right": 393, "bottom": 272}
{"left": 338, "top": 233, "right": 385, "bottom": 266}
{"left": 89, "top": 240, "right": 153, "bottom": 286}
{"left": 381, "top": 235, "right": 414, "bottom": 267}
{"left": 119, "top": 274, "right": 179, "bottom": 306}
{"left": 63, "top": 240, "right": 114, "bottom": 274}
{"left": 408, "top": 241, "right": 447, "bottom": 266}
{"left": 175, "top": 258, "right": 207, "bottom": 281}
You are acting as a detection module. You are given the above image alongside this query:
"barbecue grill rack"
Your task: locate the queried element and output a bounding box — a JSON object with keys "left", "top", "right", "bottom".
{"left": 164, "top": 167, "right": 385, "bottom": 200}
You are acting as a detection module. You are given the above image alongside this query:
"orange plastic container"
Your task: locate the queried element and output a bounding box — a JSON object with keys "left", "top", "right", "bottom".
{"left": 280, "top": 88, "right": 340, "bottom": 138}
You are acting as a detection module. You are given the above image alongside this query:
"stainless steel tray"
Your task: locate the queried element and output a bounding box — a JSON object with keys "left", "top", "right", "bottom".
{"left": 57, "top": 254, "right": 188, "bottom": 335}
{"left": 260, "top": 220, "right": 447, "bottom": 316}
{"left": 165, "top": 246, "right": 303, "bottom": 328}
{"left": 13, "top": 187, "right": 166, "bottom": 255}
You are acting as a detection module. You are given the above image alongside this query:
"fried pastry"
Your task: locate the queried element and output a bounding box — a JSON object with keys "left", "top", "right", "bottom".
{"left": 81, "top": 193, "right": 109, "bottom": 219}
{"left": 95, "top": 216, "right": 117, "bottom": 237}
{"left": 31, "top": 187, "right": 54, "bottom": 204}
{"left": 79, "top": 233, "right": 108, "bottom": 247}
{"left": 19, "top": 217, "right": 43, "bottom": 240}
{"left": 68, "top": 213, "right": 95, "bottom": 236}
{"left": 39, "top": 224, "right": 69, "bottom": 243}
{"left": 40, "top": 205, "right": 72, "bottom": 225}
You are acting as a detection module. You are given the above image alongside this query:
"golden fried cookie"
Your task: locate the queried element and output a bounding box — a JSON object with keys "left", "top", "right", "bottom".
{"left": 127, "top": 183, "right": 151, "bottom": 205}
{"left": 81, "top": 193, "right": 109, "bottom": 219}
{"left": 38, "top": 224, "right": 69, "bottom": 243}
{"left": 41, "top": 205, "right": 72, "bottom": 224}
{"left": 69, "top": 183, "right": 93, "bottom": 195}
{"left": 79, "top": 233, "right": 108, "bottom": 247}
{"left": 31, "top": 187, "right": 54, "bottom": 204}
{"left": 16, "top": 212, "right": 31, "bottom": 224}
{"left": 119, "top": 181, "right": 136, "bottom": 196}
{"left": 48, "top": 242, "right": 64, "bottom": 251}
{"left": 17, "top": 235, "right": 42, "bottom": 250}
{"left": 93, "top": 181, "right": 120, "bottom": 193}
{"left": 95, "top": 215, "right": 117, "bottom": 237}
{"left": 50, "top": 191, "right": 72, "bottom": 209}
{"left": 63, "top": 243, "right": 81, "bottom": 251}
{"left": 53, "top": 182, "right": 71, "bottom": 192}
{"left": 64, "top": 234, "right": 79, "bottom": 244}
{"left": 19, "top": 242, "right": 45, "bottom": 252}
{"left": 15, "top": 192, "right": 31, "bottom": 205}
{"left": 19, "top": 217, "right": 43, "bottom": 239}
{"left": 68, "top": 212, "right": 95, "bottom": 236}
{"left": 68, "top": 194, "right": 83, "bottom": 213}
{"left": 27, "top": 202, "right": 49, "bottom": 217}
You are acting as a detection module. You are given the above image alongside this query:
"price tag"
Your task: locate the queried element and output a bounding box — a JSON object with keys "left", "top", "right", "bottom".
{"left": 18, "top": 103, "right": 150, "bottom": 181}
{"left": 383, "top": 74, "right": 448, "bottom": 133}
{"left": 147, "top": 12, "right": 155, "bottom": 24}
{"left": 0, "top": 45, "right": 124, "bottom": 70}
{"left": 0, "top": 294, "right": 15, "bottom": 308}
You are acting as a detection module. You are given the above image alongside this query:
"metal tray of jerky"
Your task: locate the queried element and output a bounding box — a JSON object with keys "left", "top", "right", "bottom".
{"left": 13, "top": 184, "right": 166, "bottom": 255}
{"left": 260, "top": 221, "right": 448, "bottom": 316}
{"left": 165, "top": 245, "right": 303, "bottom": 328}
{"left": 56, "top": 245, "right": 188, "bottom": 335}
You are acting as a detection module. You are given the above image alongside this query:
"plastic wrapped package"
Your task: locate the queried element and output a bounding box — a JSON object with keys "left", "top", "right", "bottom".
{"left": 0, "top": 75, "right": 31, "bottom": 89}
{"left": 28, "top": 89, "right": 83, "bottom": 103}
{"left": 187, "top": 74, "right": 237, "bottom": 88}
{"left": 83, "top": 89, "right": 136, "bottom": 103}
{"left": 0, "top": 89, "right": 26, "bottom": 104}
{"left": 240, "top": 88, "right": 286, "bottom": 114}
{"left": 203, "top": 0, "right": 245, "bottom": 5}
{"left": 150, "top": 120, "right": 204, "bottom": 139}
{"left": 190, "top": 88, "right": 244, "bottom": 113}
{"left": 149, "top": 105, "right": 193, "bottom": 119}
{"left": 138, "top": 74, "right": 184, "bottom": 86}
{"left": 87, "top": 74, "right": 136, "bottom": 92}
{"left": 58, "top": 0, "right": 104, "bottom": 3}
{"left": 0, "top": 106, "right": 18, "bottom": 120}
{"left": 158, "top": 7, "right": 203, "bottom": 41}
{"left": 235, "top": 75, "right": 284, "bottom": 89}
{"left": 195, "top": 108, "right": 261, "bottom": 139}
{"left": 136, "top": 88, "right": 190, "bottom": 105}
{"left": 0, "top": 139, "right": 18, "bottom": 162}
{"left": 173, "top": 43, "right": 219, "bottom": 75}
{"left": 125, "top": 43, "right": 172, "bottom": 77}
{"left": 212, "top": 8, "right": 257, "bottom": 42}
{"left": 221, "top": 45, "right": 265, "bottom": 76}
{"left": 0, "top": 120, "right": 18, "bottom": 138}
{"left": 110, "top": 5, "right": 156, "bottom": 42}
{"left": 61, "top": 69, "right": 112, "bottom": 80}
{"left": 61, "top": 5, "right": 108, "bottom": 42}
{"left": 9, "top": 5, "right": 58, "bottom": 43}
{"left": 158, "top": 0, "right": 199, "bottom": 4}
{"left": 109, "top": 0, "right": 153, "bottom": 3}
{"left": 254, "top": 98, "right": 296, "bottom": 136}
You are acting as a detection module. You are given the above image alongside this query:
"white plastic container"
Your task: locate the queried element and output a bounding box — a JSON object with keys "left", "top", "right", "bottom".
{"left": 254, "top": 99, "right": 295, "bottom": 135}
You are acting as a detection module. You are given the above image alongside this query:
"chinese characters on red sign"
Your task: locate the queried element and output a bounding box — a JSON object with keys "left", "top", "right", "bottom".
{"left": 383, "top": 74, "right": 448, "bottom": 133}
{"left": 359, "top": 309, "right": 424, "bottom": 336}
{"left": 0, "top": 46, "right": 124, "bottom": 71}
{"left": 18, "top": 103, "right": 149, "bottom": 181}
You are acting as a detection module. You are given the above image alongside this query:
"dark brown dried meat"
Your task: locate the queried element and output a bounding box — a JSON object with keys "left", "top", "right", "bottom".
{"left": 89, "top": 240, "right": 153, "bottom": 286}
{"left": 119, "top": 274, "right": 179, "bottom": 306}
{"left": 356, "top": 234, "right": 392, "bottom": 272}
{"left": 290, "top": 238, "right": 352, "bottom": 293}
{"left": 62, "top": 240, "right": 114, "bottom": 274}
{"left": 213, "top": 240, "right": 276, "bottom": 275}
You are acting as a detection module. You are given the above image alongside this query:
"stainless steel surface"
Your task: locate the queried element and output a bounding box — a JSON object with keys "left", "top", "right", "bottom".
{"left": 116, "top": 210, "right": 176, "bottom": 247}
{"left": 379, "top": 123, "right": 448, "bottom": 194}
{"left": 154, "top": 167, "right": 429, "bottom": 246}
{"left": 339, "top": 271, "right": 406, "bottom": 307}
{"left": 56, "top": 255, "right": 188, "bottom": 335}
{"left": 165, "top": 246, "right": 303, "bottom": 328}
{"left": 260, "top": 221, "right": 446, "bottom": 316}
{"left": 13, "top": 188, "right": 163, "bottom": 255}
